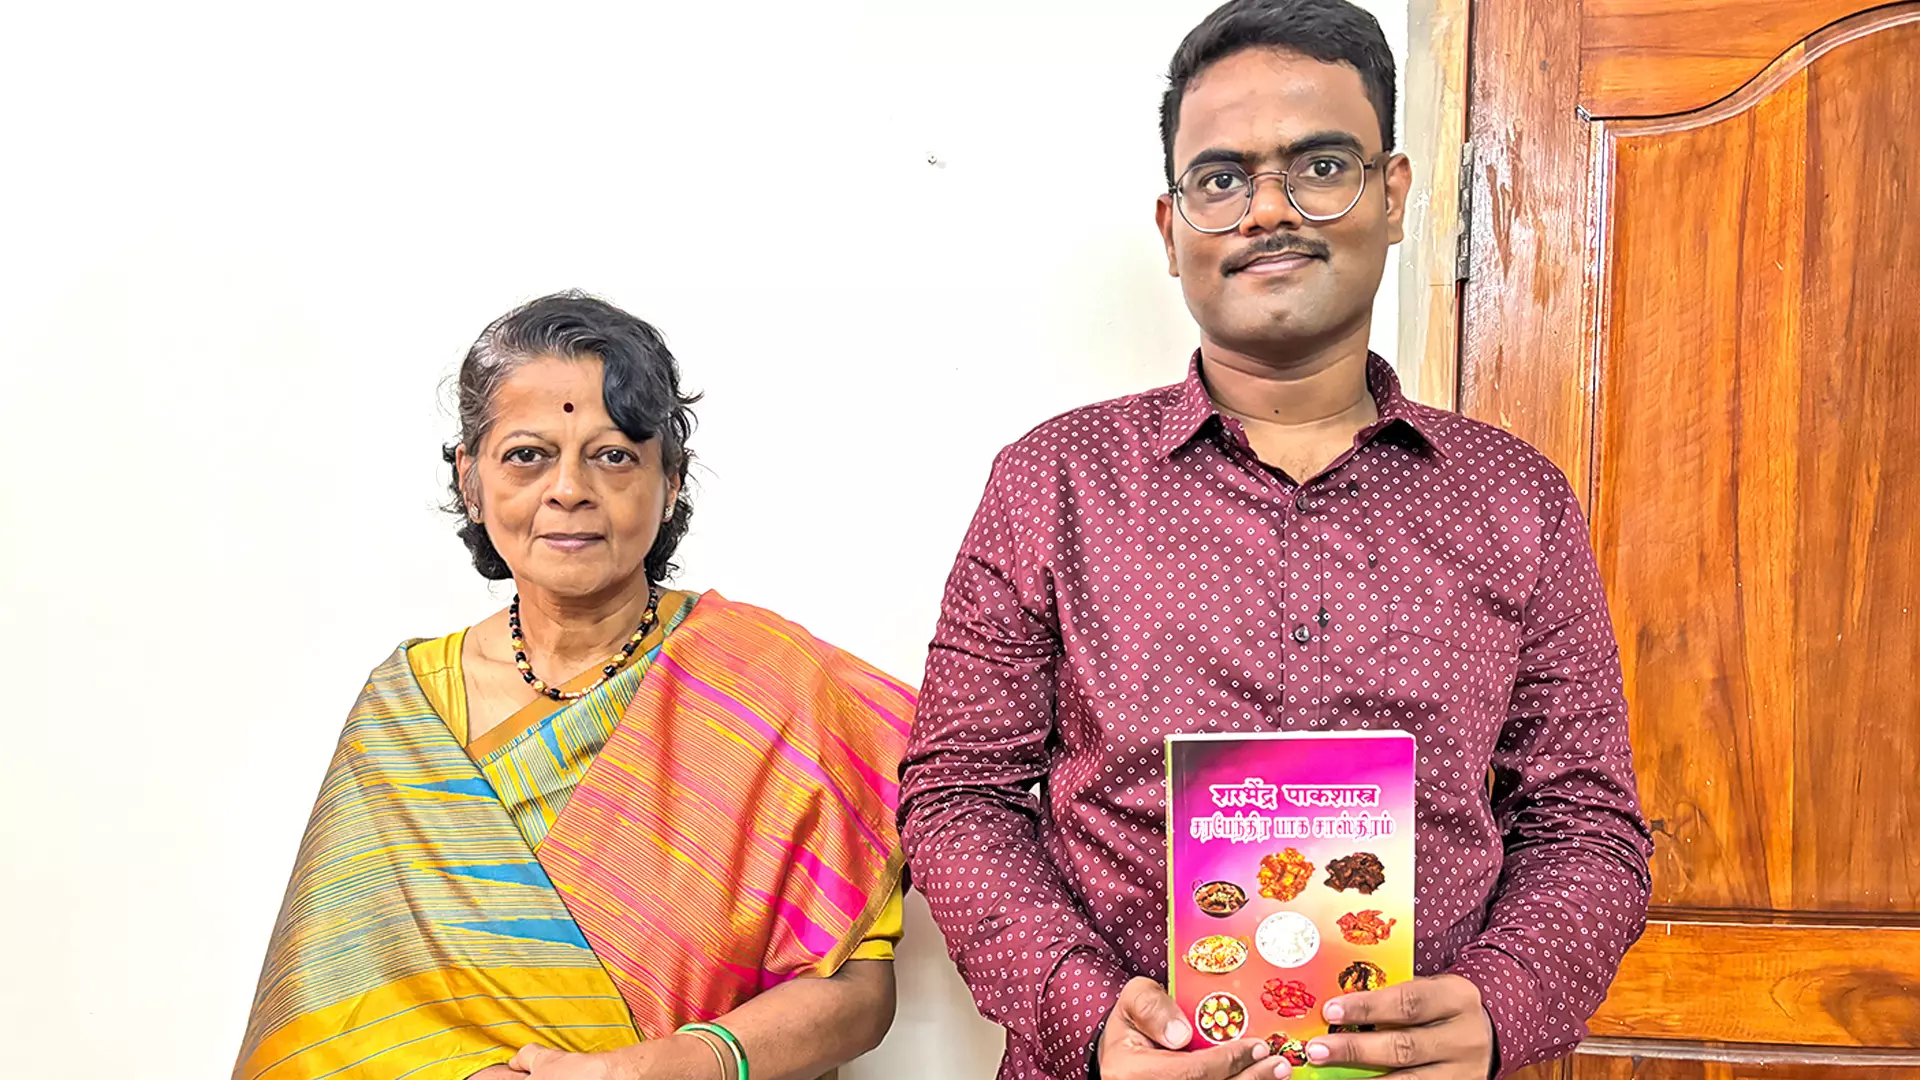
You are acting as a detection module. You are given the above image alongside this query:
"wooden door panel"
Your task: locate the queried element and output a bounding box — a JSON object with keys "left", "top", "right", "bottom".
{"left": 1458, "top": 0, "right": 1596, "bottom": 494}
{"left": 1591, "top": 78, "right": 1804, "bottom": 913}
{"left": 1572, "top": 1054, "right": 1920, "bottom": 1080}
{"left": 1595, "top": 921, "right": 1920, "bottom": 1046}
{"left": 1523, "top": 1057, "right": 1920, "bottom": 1080}
{"left": 1580, "top": 0, "right": 1874, "bottom": 117}
{"left": 1789, "top": 16, "right": 1920, "bottom": 914}
{"left": 1594, "top": 7, "right": 1920, "bottom": 920}
{"left": 1464, "top": 0, "right": 1920, "bottom": 1072}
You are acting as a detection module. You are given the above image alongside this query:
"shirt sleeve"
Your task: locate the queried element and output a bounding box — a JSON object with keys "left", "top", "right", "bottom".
{"left": 1447, "top": 478, "right": 1655, "bottom": 1078}
{"left": 898, "top": 448, "right": 1130, "bottom": 1080}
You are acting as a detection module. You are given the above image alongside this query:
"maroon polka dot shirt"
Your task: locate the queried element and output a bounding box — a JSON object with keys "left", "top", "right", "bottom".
{"left": 900, "top": 355, "right": 1654, "bottom": 1080}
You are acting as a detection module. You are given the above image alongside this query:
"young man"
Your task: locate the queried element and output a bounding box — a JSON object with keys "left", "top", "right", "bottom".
{"left": 899, "top": 3, "right": 1653, "bottom": 1080}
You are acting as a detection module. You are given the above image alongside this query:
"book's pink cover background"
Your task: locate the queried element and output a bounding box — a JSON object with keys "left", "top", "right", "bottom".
{"left": 1167, "top": 731, "right": 1415, "bottom": 1078}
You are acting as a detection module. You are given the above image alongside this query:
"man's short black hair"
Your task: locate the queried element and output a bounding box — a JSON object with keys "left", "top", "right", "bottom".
{"left": 1160, "top": 0, "right": 1397, "bottom": 186}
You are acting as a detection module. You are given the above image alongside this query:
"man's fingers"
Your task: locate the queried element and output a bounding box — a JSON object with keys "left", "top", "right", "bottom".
{"left": 1373, "top": 1068, "right": 1447, "bottom": 1080}
{"left": 1098, "top": 1038, "right": 1270, "bottom": 1080}
{"left": 1226, "top": 1047, "right": 1293, "bottom": 1080}
{"left": 1325, "top": 975, "right": 1476, "bottom": 1029}
{"left": 1119, "top": 976, "right": 1193, "bottom": 1048}
{"left": 1176, "top": 1037, "right": 1275, "bottom": 1080}
{"left": 1310, "top": 977, "right": 1493, "bottom": 1078}
{"left": 1324, "top": 982, "right": 1428, "bottom": 1028}
{"left": 1306, "top": 1027, "right": 1439, "bottom": 1072}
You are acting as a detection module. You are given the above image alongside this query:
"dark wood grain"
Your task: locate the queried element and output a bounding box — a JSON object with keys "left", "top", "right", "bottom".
{"left": 1789, "top": 14, "right": 1920, "bottom": 914}
{"left": 1462, "top": 0, "right": 1920, "bottom": 1072}
{"left": 1592, "top": 921, "right": 1920, "bottom": 1046}
{"left": 1589, "top": 53, "right": 1813, "bottom": 916}
{"left": 1574, "top": 1051, "right": 1920, "bottom": 1080}
{"left": 1580, "top": 0, "right": 1871, "bottom": 118}
{"left": 1593, "top": 8, "right": 1920, "bottom": 917}
{"left": 1513, "top": 1062, "right": 1572, "bottom": 1080}
{"left": 1459, "top": 0, "right": 1599, "bottom": 497}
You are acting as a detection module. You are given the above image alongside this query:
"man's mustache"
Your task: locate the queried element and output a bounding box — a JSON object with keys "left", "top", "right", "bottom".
{"left": 1222, "top": 236, "right": 1332, "bottom": 274}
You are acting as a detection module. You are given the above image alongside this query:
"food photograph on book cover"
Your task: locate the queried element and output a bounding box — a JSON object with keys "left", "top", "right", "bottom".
{"left": 1166, "top": 731, "right": 1416, "bottom": 1080}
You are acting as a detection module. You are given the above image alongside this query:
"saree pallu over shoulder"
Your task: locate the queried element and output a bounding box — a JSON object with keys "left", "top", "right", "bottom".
{"left": 235, "top": 592, "right": 915, "bottom": 1079}
{"left": 535, "top": 590, "right": 915, "bottom": 1035}
{"left": 233, "top": 651, "right": 636, "bottom": 1080}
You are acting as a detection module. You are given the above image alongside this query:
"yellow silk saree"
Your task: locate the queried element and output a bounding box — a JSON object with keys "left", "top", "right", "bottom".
{"left": 234, "top": 592, "right": 913, "bottom": 1079}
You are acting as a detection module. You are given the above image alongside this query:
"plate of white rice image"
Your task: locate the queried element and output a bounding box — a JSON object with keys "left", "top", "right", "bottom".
{"left": 1254, "top": 910, "right": 1321, "bottom": 968}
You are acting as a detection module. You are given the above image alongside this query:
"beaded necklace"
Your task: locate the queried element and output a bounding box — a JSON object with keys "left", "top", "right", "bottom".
{"left": 508, "top": 585, "right": 660, "bottom": 702}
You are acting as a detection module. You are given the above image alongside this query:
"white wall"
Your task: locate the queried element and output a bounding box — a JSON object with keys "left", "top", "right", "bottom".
{"left": 0, "top": 1, "right": 1406, "bottom": 1074}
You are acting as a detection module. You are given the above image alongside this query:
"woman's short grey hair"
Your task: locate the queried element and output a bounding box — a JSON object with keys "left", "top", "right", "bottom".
{"left": 442, "top": 290, "right": 699, "bottom": 583}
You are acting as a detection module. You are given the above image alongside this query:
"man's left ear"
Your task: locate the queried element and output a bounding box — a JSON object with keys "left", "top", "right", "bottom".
{"left": 1154, "top": 193, "right": 1182, "bottom": 278}
{"left": 1385, "top": 152, "right": 1413, "bottom": 244}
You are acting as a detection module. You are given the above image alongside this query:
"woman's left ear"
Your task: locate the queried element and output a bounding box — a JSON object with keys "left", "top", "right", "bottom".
{"left": 663, "top": 477, "right": 683, "bottom": 523}
{"left": 455, "top": 446, "right": 482, "bottom": 522}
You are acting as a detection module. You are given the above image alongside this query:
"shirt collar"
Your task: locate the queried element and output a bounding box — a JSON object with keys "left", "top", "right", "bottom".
{"left": 1151, "top": 353, "right": 1219, "bottom": 460}
{"left": 1152, "top": 351, "right": 1454, "bottom": 462}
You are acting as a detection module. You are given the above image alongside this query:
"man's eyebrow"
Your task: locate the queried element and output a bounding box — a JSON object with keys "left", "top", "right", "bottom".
{"left": 1179, "top": 146, "right": 1256, "bottom": 177}
{"left": 1281, "top": 130, "right": 1368, "bottom": 156}
{"left": 1177, "top": 130, "right": 1371, "bottom": 177}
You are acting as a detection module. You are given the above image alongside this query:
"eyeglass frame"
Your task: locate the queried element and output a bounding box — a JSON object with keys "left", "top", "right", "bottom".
{"left": 1169, "top": 148, "right": 1389, "bottom": 233}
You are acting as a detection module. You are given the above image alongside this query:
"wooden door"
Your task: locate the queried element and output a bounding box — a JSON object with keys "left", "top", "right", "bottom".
{"left": 1460, "top": 1, "right": 1920, "bottom": 1077}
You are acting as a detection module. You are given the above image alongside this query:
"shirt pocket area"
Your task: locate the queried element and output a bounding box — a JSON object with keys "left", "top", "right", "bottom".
{"left": 1382, "top": 598, "right": 1523, "bottom": 730}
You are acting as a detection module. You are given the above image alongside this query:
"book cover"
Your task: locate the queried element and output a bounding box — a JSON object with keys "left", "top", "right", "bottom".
{"left": 1166, "top": 731, "right": 1416, "bottom": 1077}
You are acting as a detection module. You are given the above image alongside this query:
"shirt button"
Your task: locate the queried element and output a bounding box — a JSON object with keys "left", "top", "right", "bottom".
{"left": 1292, "top": 624, "right": 1311, "bottom": 644}
{"left": 1347, "top": 480, "right": 1360, "bottom": 496}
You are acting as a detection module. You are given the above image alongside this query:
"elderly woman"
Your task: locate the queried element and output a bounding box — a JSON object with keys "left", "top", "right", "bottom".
{"left": 235, "top": 293, "right": 912, "bottom": 1080}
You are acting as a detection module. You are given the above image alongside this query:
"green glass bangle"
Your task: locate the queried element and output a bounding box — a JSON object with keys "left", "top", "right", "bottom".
{"left": 678, "top": 1022, "right": 749, "bottom": 1080}
{"left": 680, "top": 1027, "right": 731, "bottom": 1079}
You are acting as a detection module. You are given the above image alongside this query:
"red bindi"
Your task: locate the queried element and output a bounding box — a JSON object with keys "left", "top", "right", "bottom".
{"left": 563, "top": 402, "right": 575, "bottom": 413}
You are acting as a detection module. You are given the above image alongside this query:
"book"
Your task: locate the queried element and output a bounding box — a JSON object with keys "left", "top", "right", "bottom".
{"left": 1166, "top": 731, "right": 1416, "bottom": 1078}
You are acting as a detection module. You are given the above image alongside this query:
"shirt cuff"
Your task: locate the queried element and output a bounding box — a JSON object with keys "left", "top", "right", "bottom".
{"left": 1036, "top": 946, "right": 1131, "bottom": 1080}
{"left": 1447, "top": 946, "right": 1547, "bottom": 1080}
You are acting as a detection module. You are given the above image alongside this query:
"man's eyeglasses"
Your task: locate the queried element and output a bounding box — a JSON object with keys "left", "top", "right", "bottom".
{"left": 1171, "top": 147, "right": 1384, "bottom": 232}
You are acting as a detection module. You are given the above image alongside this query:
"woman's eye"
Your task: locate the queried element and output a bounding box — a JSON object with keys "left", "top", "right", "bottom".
{"left": 504, "top": 447, "right": 545, "bottom": 465}
{"left": 598, "top": 448, "right": 634, "bottom": 465}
